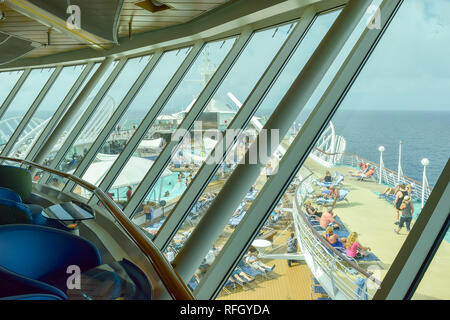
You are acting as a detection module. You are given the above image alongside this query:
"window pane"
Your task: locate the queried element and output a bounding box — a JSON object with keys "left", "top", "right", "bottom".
{"left": 412, "top": 236, "right": 450, "bottom": 300}
{"left": 0, "top": 68, "right": 54, "bottom": 153}
{"left": 38, "top": 62, "right": 104, "bottom": 166}
{"left": 0, "top": 70, "right": 23, "bottom": 108}
{"left": 107, "top": 42, "right": 233, "bottom": 206}
{"left": 214, "top": 0, "right": 449, "bottom": 300}
{"left": 8, "top": 65, "right": 87, "bottom": 159}
{"left": 159, "top": 11, "right": 341, "bottom": 296}
{"left": 133, "top": 23, "right": 296, "bottom": 237}
{"left": 56, "top": 56, "right": 150, "bottom": 178}
{"left": 81, "top": 48, "right": 193, "bottom": 188}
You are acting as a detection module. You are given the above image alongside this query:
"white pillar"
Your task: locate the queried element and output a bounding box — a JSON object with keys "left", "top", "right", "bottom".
{"left": 421, "top": 158, "right": 429, "bottom": 209}
{"left": 397, "top": 140, "right": 402, "bottom": 184}
{"left": 378, "top": 146, "right": 385, "bottom": 184}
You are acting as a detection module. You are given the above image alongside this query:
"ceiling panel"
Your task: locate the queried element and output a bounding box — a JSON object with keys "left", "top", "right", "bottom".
{"left": 0, "top": 0, "right": 232, "bottom": 59}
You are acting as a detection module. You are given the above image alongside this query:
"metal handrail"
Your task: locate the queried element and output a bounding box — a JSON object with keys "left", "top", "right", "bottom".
{"left": 0, "top": 156, "right": 194, "bottom": 300}
{"left": 294, "top": 173, "right": 382, "bottom": 291}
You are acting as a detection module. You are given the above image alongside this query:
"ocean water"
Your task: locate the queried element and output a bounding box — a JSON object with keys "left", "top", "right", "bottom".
{"left": 330, "top": 109, "right": 450, "bottom": 243}
{"left": 330, "top": 110, "right": 449, "bottom": 186}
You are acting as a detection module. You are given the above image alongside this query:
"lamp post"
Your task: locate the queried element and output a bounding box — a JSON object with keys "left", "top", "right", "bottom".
{"left": 421, "top": 158, "right": 429, "bottom": 209}
{"left": 378, "top": 146, "right": 385, "bottom": 184}
{"left": 397, "top": 140, "right": 403, "bottom": 184}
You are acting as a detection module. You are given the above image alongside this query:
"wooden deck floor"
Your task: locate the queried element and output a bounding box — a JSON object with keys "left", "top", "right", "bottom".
{"left": 217, "top": 260, "right": 313, "bottom": 300}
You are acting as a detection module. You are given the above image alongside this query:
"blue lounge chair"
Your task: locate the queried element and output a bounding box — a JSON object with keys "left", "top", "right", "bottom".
{"left": 0, "top": 187, "right": 22, "bottom": 203}
{"left": 0, "top": 224, "right": 102, "bottom": 299}
{"left": 0, "top": 165, "right": 32, "bottom": 203}
{"left": 316, "top": 189, "right": 350, "bottom": 205}
{"left": 0, "top": 198, "right": 71, "bottom": 231}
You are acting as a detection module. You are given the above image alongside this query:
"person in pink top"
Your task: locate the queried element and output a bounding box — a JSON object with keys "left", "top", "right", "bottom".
{"left": 345, "top": 232, "right": 371, "bottom": 259}
{"left": 319, "top": 209, "right": 339, "bottom": 229}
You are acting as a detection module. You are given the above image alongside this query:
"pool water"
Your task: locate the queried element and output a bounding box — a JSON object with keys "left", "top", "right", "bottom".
{"left": 111, "top": 172, "right": 189, "bottom": 204}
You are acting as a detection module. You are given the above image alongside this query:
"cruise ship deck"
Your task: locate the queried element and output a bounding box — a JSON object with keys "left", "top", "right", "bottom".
{"left": 209, "top": 157, "right": 450, "bottom": 300}
{"left": 0, "top": 0, "right": 448, "bottom": 302}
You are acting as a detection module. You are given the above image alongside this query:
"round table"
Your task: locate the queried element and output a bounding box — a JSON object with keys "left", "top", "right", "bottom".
{"left": 252, "top": 239, "right": 272, "bottom": 250}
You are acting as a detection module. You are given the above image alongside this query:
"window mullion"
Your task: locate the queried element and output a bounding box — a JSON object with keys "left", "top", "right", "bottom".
{"left": 62, "top": 53, "right": 164, "bottom": 194}
{"left": 154, "top": 9, "right": 316, "bottom": 251}
{"left": 86, "top": 42, "right": 204, "bottom": 206}
{"left": 120, "top": 32, "right": 253, "bottom": 218}
{"left": 193, "top": 0, "right": 404, "bottom": 299}
{"left": 0, "top": 66, "right": 63, "bottom": 158}
{"left": 374, "top": 163, "right": 449, "bottom": 300}
{"left": 26, "top": 63, "right": 95, "bottom": 162}
{"left": 173, "top": 0, "right": 374, "bottom": 286}
{"left": 39, "top": 58, "right": 127, "bottom": 184}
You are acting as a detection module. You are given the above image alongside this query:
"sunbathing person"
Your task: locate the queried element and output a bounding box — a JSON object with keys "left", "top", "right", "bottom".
{"left": 304, "top": 200, "right": 322, "bottom": 218}
{"left": 349, "top": 162, "right": 369, "bottom": 175}
{"left": 244, "top": 251, "right": 275, "bottom": 273}
{"left": 380, "top": 185, "right": 400, "bottom": 197}
{"left": 345, "top": 232, "right": 371, "bottom": 259}
{"left": 323, "top": 226, "right": 346, "bottom": 248}
{"left": 231, "top": 270, "right": 254, "bottom": 283}
{"left": 351, "top": 165, "right": 374, "bottom": 178}
{"left": 321, "top": 171, "right": 333, "bottom": 183}
{"left": 324, "top": 186, "right": 340, "bottom": 210}
{"left": 319, "top": 209, "right": 340, "bottom": 229}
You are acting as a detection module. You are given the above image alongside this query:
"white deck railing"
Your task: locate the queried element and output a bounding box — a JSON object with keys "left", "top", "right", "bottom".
{"left": 294, "top": 167, "right": 381, "bottom": 300}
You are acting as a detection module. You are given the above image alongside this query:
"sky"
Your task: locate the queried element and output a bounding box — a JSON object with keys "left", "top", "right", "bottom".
{"left": 340, "top": 0, "right": 450, "bottom": 111}
{"left": 1, "top": 0, "right": 449, "bottom": 121}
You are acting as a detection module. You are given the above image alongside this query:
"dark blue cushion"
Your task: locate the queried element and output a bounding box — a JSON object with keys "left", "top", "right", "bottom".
{"left": 0, "top": 199, "right": 70, "bottom": 231}
{"left": 0, "top": 265, "right": 67, "bottom": 299}
{"left": 0, "top": 165, "right": 32, "bottom": 202}
{"left": 0, "top": 224, "right": 102, "bottom": 292}
{"left": 0, "top": 199, "right": 33, "bottom": 225}
{"left": 0, "top": 187, "right": 22, "bottom": 203}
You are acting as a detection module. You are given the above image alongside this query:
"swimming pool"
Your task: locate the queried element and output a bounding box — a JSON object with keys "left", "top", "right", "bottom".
{"left": 111, "top": 172, "right": 189, "bottom": 204}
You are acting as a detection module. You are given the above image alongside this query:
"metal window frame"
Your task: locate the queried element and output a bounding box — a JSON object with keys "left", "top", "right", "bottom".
{"left": 154, "top": 7, "right": 318, "bottom": 251}
{"left": 86, "top": 42, "right": 206, "bottom": 207}
{"left": 62, "top": 52, "right": 164, "bottom": 194}
{"left": 98, "top": 32, "right": 252, "bottom": 216}
{"left": 194, "top": 0, "right": 407, "bottom": 299}
{"left": 25, "top": 63, "right": 95, "bottom": 162}
{"left": 171, "top": 0, "right": 374, "bottom": 285}
{"left": 30, "top": 59, "right": 113, "bottom": 168}
{"left": 0, "top": 0, "right": 348, "bottom": 71}
{"left": 373, "top": 161, "right": 449, "bottom": 300}
{"left": 39, "top": 58, "right": 127, "bottom": 185}
{"left": 0, "top": 66, "right": 62, "bottom": 158}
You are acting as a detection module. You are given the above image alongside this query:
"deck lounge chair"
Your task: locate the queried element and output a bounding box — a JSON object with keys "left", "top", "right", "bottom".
{"left": 316, "top": 189, "right": 350, "bottom": 205}
{"left": 357, "top": 170, "right": 375, "bottom": 182}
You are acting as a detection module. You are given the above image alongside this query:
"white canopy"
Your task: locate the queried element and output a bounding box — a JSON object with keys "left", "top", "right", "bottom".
{"left": 138, "top": 138, "right": 163, "bottom": 149}
{"left": 78, "top": 156, "right": 172, "bottom": 188}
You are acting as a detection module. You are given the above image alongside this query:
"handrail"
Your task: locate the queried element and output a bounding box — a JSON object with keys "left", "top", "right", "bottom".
{"left": 0, "top": 156, "right": 194, "bottom": 300}
{"left": 294, "top": 177, "right": 382, "bottom": 287}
